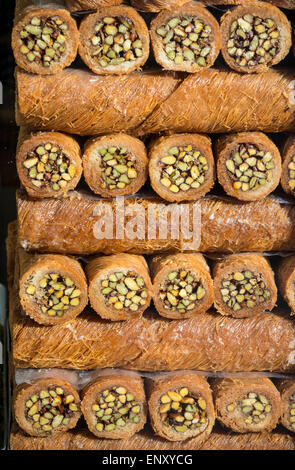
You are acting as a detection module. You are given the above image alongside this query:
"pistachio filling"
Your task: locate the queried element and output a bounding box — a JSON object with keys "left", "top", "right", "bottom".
{"left": 159, "top": 145, "right": 208, "bottom": 194}
{"left": 92, "top": 386, "right": 141, "bottom": 432}
{"left": 19, "top": 15, "right": 68, "bottom": 67}
{"left": 90, "top": 16, "right": 143, "bottom": 67}
{"left": 25, "top": 273, "right": 81, "bottom": 318}
{"left": 221, "top": 270, "right": 270, "bottom": 312}
{"left": 287, "top": 155, "right": 295, "bottom": 192}
{"left": 226, "top": 392, "right": 272, "bottom": 425}
{"left": 227, "top": 15, "right": 280, "bottom": 69}
{"left": 225, "top": 143, "right": 274, "bottom": 192}
{"left": 100, "top": 271, "right": 148, "bottom": 312}
{"left": 156, "top": 16, "right": 212, "bottom": 67}
{"left": 159, "top": 269, "right": 205, "bottom": 314}
{"left": 288, "top": 394, "right": 295, "bottom": 429}
{"left": 99, "top": 146, "right": 137, "bottom": 190}
{"left": 25, "top": 386, "right": 79, "bottom": 434}
{"left": 159, "top": 388, "right": 208, "bottom": 433}
{"left": 23, "top": 143, "right": 76, "bottom": 191}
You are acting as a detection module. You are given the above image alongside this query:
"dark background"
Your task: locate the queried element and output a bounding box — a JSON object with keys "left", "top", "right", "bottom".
{"left": 0, "top": 0, "right": 18, "bottom": 287}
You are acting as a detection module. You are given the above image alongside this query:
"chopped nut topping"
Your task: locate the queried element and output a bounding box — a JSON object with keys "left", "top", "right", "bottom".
{"left": 100, "top": 271, "right": 147, "bottom": 312}
{"left": 221, "top": 270, "right": 270, "bottom": 312}
{"left": 289, "top": 394, "right": 295, "bottom": 429}
{"left": 156, "top": 16, "right": 212, "bottom": 67}
{"left": 25, "top": 386, "right": 79, "bottom": 434}
{"left": 90, "top": 16, "right": 143, "bottom": 67}
{"left": 227, "top": 15, "right": 280, "bottom": 69}
{"left": 93, "top": 386, "right": 141, "bottom": 432}
{"left": 25, "top": 273, "right": 81, "bottom": 318}
{"left": 23, "top": 142, "right": 76, "bottom": 192}
{"left": 287, "top": 155, "right": 295, "bottom": 192}
{"left": 159, "top": 388, "right": 208, "bottom": 434}
{"left": 99, "top": 146, "right": 137, "bottom": 190}
{"left": 225, "top": 143, "right": 274, "bottom": 192}
{"left": 160, "top": 269, "right": 205, "bottom": 314}
{"left": 159, "top": 145, "right": 208, "bottom": 193}
{"left": 226, "top": 392, "right": 271, "bottom": 425}
{"left": 19, "top": 15, "right": 68, "bottom": 67}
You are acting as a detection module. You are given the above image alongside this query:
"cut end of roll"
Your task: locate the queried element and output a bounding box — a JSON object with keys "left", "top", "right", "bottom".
{"left": 150, "top": 5, "right": 221, "bottom": 73}
{"left": 16, "top": 132, "right": 82, "bottom": 198}
{"left": 213, "top": 253, "right": 277, "bottom": 318}
{"left": 149, "top": 134, "right": 215, "bottom": 202}
{"left": 12, "top": 8, "right": 79, "bottom": 75}
{"left": 78, "top": 6, "right": 150, "bottom": 75}
{"left": 148, "top": 373, "right": 215, "bottom": 442}
{"left": 220, "top": 2, "right": 291, "bottom": 73}
{"left": 19, "top": 254, "right": 88, "bottom": 325}
{"left": 216, "top": 132, "right": 281, "bottom": 202}
{"left": 83, "top": 134, "right": 148, "bottom": 197}
{"left": 212, "top": 377, "right": 281, "bottom": 434}
{"left": 81, "top": 375, "right": 146, "bottom": 439}
{"left": 87, "top": 254, "right": 152, "bottom": 321}
{"left": 151, "top": 253, "right": 214, "bottom": 319}
{"left": 14, "top": 378, "right": 81, "bottom": 437}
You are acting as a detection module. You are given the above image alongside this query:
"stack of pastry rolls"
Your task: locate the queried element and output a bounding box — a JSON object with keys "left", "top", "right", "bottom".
{"left": 9, "top": 0, "right": 295, "bottom": 451}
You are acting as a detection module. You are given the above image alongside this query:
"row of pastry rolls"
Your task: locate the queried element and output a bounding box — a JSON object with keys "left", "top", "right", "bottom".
{"left": 12, "top": 1, "right": 292, "bottom": 75}
{"left": 16, "top": 130, "right": 295, "bottom": 202}
{"left": 66, "top": 1, "right": 295, "bottom": 13}
{"left": 19, "top": 250, "right": 295, "bottom": 324}
{"left": 13, "top": 371, "right": 295, "bottom": 441}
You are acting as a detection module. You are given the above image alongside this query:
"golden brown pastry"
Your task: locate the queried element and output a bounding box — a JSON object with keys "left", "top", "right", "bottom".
{"left": 66, "top": 0, "right": 123, "bottom": 11}
{"left": 9, "top": 425, "right": 295, "bottom": 450}
{"left": 11, "top": 305, "right": 295, "bottom": 372}
{"left": 16, "top": 67, "right": 295, "bottom": 136}
{"left": 16, "top": 130, "right": 82, "bottom": 199}
{"left": 281, "top": 135, "right": 295, "bottom": 197}
{"left": 150, "top": 5, "right": 221, "bottom": 73}
{"left": 149, "top": 134, "right": 215, "bottom": 202}
{"left": 81, "top": 372, "right": 146, "bottom": 438}
{"left": 136, "top": 68, "right": 295, "bottom": 136}
{"left": 150, "top": 253, "right": 214, "bottom": 319}
{"left": 220, "top": 2, "right": 291, "bottom": 73}
{"left": 212, "top": 377, "right": 281, "bottom": 433}
{"left": 83, "top": 134, "right": 148, "bottom": 197}
{"left": 216, "top": 132, "right": 281, "bottom": 201}
{"left": 147, "top": 373, "right": 215, "bottom": 443}
{"left": 86, "top": 254, "right": 153, "bottom": 320}
{"left": 14, "top": 378, "right": 81, "bottom": 437}
{"left": 15, "top": 67, "right": 180, "bottom": 136}
{"left": 12, "top": 0, "right": 79, "bottom": 75}
{"left": 130, "top": 0, "right": 191, "bottom": 12}
{"left": 213, "top": 253, "right": 277, "bottom": 318}
{"left": 278, "top": 255, "right": 295, "bottom": 313}
{"left": 16, "top": 190, "right": 295, "bottom": 255}
{"left": 19, "top": 251, "right": 88, "bottom": 325}
{"left": 78, "top": 6, "right": 149, "bottom": 74}
{"left": 277, "top": 380, "right": 295, "bottom": 433}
